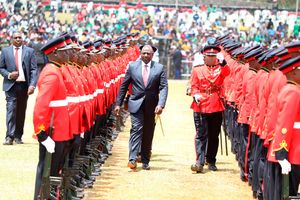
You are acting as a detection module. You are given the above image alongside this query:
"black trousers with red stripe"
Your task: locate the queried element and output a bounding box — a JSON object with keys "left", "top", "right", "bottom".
{"left": 194, "top": 111, "right": 223, "bottom": 165}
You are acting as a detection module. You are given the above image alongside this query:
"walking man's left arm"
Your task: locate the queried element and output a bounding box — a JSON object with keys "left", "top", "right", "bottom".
{"left": 155, "top": 66, "right": 168, "bottom": 114}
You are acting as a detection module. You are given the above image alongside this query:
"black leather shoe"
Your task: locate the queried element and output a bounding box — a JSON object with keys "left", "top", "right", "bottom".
{"left": 142, "top": 163, "right": 150, "bottom": 170}
{"left": 208, "top": 163, "right": 218, "bottom": 171}
{"left": 240, "top": 175, "right": 247, "bottom": 182}
{"left": 14, "top": 138, "right": 24, "bottom": 144}
{"left": 3, "top": 137, "right": 13, "bottom": 145}
{"left": 191, "top": 164, "right": 203, "bottom": 173}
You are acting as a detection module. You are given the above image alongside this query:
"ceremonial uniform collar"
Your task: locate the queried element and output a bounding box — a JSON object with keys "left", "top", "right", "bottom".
{"left": 287, "top": 80, "right": 300, "bottom": 87}
{"left": 261, "top": 67, "right": 270, "bottom": 73}
{"left": 249, "top": 67, "right": 257, "bottom": 73}
{"left": 49, "top": 61, "right": 63, "bottom": 68}
{"left": 206, "top": 64, "right": 217, "bottom": 68}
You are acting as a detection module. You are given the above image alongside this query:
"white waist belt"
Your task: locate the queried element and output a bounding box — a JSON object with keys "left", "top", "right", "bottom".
{"left": 79, "top": 95, "right": 89, "bottom": 102}
{"left": 293, "top": 122, "right": 300, "bottom": 129}
{"left": 49, "top": 99, "right": 68, "bottom": 107}
{"left": 66, "top": 96, "right": 80, "bottom": 103}
{"left": 96, "top": 89, "right": 104, "bottom": 94}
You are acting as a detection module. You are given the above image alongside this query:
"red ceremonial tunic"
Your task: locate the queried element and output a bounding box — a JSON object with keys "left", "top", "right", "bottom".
{"left": 234, "top": 63, "right": 249, "bottom": 108}
{"left": 261, "top": 70, "right": 287, "bottom": 142}
{"left": 249, "top": 69, "right": 267, "bottom": 133}
{"left": 237, "top": 68, "right": 257, "bottom": 124}
{"left": 190, "top": 64, "right": 230, "bottom": 113}
{"left": 61, "top": 65, "right": 80, "bottom": 136}
{"left": 271, "top": 82, "right": 300, "bottom": 164}
{"left": 33, "top": 62, "right": 71, "bottom": 141}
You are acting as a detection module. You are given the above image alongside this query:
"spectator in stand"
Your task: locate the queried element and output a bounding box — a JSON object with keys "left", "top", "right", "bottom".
{"left": 173, "top": 45, "right": 183, "bottom": 79}
{"left": 13, "top": 0, "right": 22, "bottom": 14}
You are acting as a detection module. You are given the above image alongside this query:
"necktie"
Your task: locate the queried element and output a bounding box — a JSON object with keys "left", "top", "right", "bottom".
{"left": 143, "top": 64, "right": 149, "bottom": 86}
{"left": 15, "top": 47, "right": 19, "bottom": 71}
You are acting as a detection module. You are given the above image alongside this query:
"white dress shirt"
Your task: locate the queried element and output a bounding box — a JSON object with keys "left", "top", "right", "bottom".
{"left": 13, "top": 45, "right": 26, "bottom": 82}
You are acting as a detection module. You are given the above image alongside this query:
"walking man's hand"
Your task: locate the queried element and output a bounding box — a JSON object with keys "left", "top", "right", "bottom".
{"left": 154, "top": 105, "right": 163, "bottom": 115}
{"left": 114, "top": 105, "right": 121, "bottom": 116}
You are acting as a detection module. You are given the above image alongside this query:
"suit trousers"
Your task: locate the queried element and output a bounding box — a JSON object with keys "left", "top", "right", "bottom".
{"left": 5, "top": 82, "right": 28, "bottom": 140}
{"left": 129, "top": 101, "right": 155, "bottom": 164}
{"left": 194, "top": 111, "right": 222, "bottom": 165}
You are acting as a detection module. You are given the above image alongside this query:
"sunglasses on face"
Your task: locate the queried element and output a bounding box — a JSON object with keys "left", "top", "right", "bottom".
{"left": 142, "top": 52, "right": 153, "bottom": 55}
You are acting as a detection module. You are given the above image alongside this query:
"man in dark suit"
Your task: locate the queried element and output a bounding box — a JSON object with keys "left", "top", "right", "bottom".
{"left": 0, "top": 31, "right": 38, "bottom": 145}
{"left": 115, "top": 45, "right": 168, "bottom": 170}
{"left": 173, "top": 45, "right": 182, "bottom": 79}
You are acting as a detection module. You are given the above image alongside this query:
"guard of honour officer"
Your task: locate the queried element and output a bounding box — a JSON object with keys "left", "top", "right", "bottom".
{"left": 32, "top": 32, "right": 141, "bottom": 199}
{"left": 190, "top": 35, "right": 299, "bottom": 200}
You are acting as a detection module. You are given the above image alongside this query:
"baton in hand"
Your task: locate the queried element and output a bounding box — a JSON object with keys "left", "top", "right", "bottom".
{"left": 155, "top": 114, "right": 165, "bottom": 136}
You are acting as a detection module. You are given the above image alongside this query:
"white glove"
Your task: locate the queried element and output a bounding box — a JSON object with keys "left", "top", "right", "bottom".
{"left": 193, "top": 94, "right": 201, "bottom": 104}
{"left": 193, "top": 54, "right": 204, "bottom": 67}
{"left": 216, "top": 52, "right": 225, "bottom": 63}
{"left": 41, "top": 136, "right": 55, "bottom": 153}
{"left": 186, "top": 86, "right": 191, "bottom": 96}
{"left": 80, "top": 132, "right": 85, "bottom": 138}
{"left": 278, "top": 159, "right": 291, "bottom": 174}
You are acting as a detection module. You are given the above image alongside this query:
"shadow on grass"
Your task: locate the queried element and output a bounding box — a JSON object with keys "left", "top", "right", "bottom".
{"left": 216, "top": 161, "right": 231, "bottom": 165}
{"left": 149, "top": 166, "right": 177, "bottom": 171}
{"left": 151, "top": 158, "right": 174, "bottom": 162}
{"left": 151, "top": 153, "right": 172, "bottom": 158}
{"left": 215, "top": 168, "right": 240, "bottom": 174}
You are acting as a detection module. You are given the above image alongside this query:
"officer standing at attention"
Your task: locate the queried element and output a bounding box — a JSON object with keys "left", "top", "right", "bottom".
{"left": 33, "top": 36, "right": 72, "bottom": 199}
{"left": 272, "top": 56, "right": 300, "bottom": 198}
{"left": 190, "top": 45, "right": 230, "bottom": 173}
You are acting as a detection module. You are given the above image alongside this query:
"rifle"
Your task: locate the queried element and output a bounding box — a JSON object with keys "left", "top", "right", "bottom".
{"left": 281, "top": 174, "right": 289, "bottom": 200}
{"left": 40, "top": 112, "right": 55, "bottom": 200}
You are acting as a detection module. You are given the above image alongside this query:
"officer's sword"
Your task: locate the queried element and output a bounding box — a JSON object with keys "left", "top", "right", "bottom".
{"left": 155, "top": 114, "right": 165, "bottom": 136}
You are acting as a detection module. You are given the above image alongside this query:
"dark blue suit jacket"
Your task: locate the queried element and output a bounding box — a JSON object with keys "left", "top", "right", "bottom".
{"left": 116, "top": 60, "right": 168, "bottom": 113}
{"left": 0, "top": 45, "right": 38, "bottom": 91}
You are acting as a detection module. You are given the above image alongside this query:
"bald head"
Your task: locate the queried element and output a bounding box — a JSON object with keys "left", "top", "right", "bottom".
{"left": 141, "top": 45, "right": 154, "bottom": 53}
